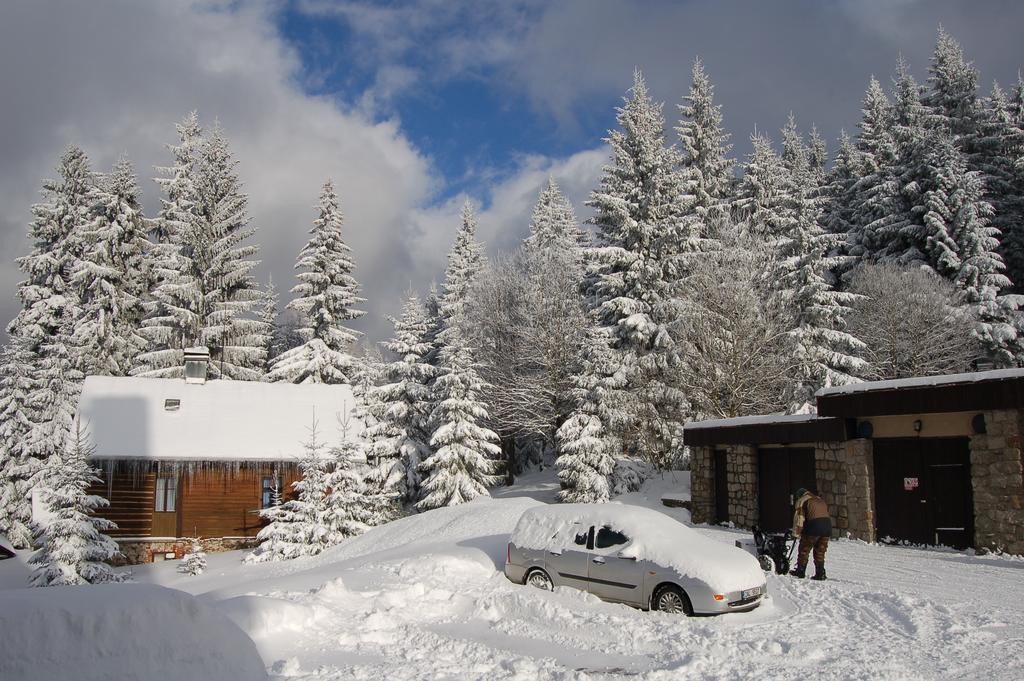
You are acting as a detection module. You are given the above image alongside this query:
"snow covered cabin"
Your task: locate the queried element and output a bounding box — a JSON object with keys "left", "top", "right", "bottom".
{"left": 683, "top": 369, "right": 1024, "bottom": 556}
{"left": 77, "top": 354, "right": 360, "bottom": 564}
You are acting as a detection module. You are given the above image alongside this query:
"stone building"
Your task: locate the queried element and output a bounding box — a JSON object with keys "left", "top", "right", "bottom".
{"left": 683, "top": 369, "right": 1024, "bottom": 556}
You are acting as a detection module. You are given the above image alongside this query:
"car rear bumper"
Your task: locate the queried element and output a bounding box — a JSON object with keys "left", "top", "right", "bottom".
{"left": 504, "top": 562, "right": 526, "bottom": 585}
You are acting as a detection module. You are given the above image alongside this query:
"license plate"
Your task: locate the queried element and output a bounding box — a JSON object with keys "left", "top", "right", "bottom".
{"left": 742, "top": 586, "right": 763, "bottom": 599}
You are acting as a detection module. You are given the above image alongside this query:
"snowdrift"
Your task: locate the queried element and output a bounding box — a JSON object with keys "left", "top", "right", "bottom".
{"left": 0, "top": 583, "right": 267, "bottom": 681}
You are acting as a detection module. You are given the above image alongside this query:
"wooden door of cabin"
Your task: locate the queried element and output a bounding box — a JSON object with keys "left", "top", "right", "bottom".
{"left": 873, "top": 438, "right": 972, "bottom": 549}
{"left": 152, "top": 475, "right": 179, "bottom": 537}
{"left": 757, "top": 448, "right": 816, "bottom": 532}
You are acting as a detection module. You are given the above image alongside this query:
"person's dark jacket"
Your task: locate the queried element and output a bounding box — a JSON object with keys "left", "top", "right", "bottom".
{"left": 792, "top": 492, "right": 832, "bottom": 537}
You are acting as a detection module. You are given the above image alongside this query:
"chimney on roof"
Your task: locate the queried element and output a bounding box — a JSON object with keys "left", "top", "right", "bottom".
{"left": 183, "top": 346, "right": 210, "bottom": 384}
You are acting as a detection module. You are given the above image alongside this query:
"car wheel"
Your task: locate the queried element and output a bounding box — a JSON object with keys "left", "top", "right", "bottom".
{"left": 652, "top": 585, "right": 693, "bottom": 616}
{"left": 525, "top": 568, "right": 553, "bottom": 591}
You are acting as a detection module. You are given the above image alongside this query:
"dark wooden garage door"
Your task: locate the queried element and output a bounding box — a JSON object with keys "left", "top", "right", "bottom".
{"left": 758, "top": 448, "right": 816, "bottom": 532}
{"left": 713, "top": 449, "right": 729, "bottom": 524}
{"left": 873, "top": 438, "right": 973, "bottom": 549}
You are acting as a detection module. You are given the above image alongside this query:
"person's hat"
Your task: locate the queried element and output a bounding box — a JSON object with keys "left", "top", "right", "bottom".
{"left": 794, "top": 487, "right": 808, "bottom": 500}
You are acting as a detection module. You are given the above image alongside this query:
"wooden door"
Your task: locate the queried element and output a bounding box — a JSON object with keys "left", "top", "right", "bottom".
{"left": 757, "top": 448, "right": 816, "bottom": 532}
{"left": 713, "top": 449, "right": 729, "bottom": 524}
{"left": 923, "top": 438, "right": 973, "bottom": 549}
{"left": 152, "top": 475, "right": 179, "bottom": 538}
{"left": 789, "top": 450, "right": 817, "bottom": 504}
{"left": 873, "top": 438, "right": 972, "bottom": 548}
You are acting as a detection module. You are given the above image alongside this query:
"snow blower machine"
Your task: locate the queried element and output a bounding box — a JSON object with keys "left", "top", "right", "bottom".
{"left": 737, "top": 527, "right": 795, "bottom": 574}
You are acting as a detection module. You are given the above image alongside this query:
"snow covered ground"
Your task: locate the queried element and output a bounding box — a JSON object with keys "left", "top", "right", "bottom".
{"left": 3, "top": 470, "right": 1024, "bottom": 680}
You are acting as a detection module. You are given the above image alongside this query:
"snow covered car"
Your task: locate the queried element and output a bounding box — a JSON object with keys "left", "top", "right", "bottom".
{"left": 505, "top": 504, "right": 767, "bottom": 615}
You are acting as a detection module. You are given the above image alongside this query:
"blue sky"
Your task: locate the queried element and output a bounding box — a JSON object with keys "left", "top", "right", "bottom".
{"left": 273, "top": 0, "right": 1024, "bottom": 213}
{"left": 1, "top": 1, "right": 1023, "bottom": 342}
{"left": 275, "top": 1, "right": 603, "bottom": 202}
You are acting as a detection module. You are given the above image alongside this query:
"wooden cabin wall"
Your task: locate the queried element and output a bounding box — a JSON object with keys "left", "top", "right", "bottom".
{"left": 91, "top": 464, "right": 300, "bottom": 540}
{"left": 179, "top": 465, "right": 301, "bottom": 539}
{"left": 88, "top": 472, "right": 155, "bottom": 538}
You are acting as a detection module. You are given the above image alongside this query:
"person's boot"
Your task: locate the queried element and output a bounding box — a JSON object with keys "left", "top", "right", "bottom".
{"left": 789, "top": 564, "right": 806, "bottom": 578}
{"left": 811, "top": 563, "right": 826, "bottom": 581}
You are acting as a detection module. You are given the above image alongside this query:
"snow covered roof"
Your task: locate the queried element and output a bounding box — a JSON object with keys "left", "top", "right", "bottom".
{"left": 78, "top": 376, "right": 360, "bottom": 462}
{"left": 816, "top": 368, "right": 1024, "bottom": 397}
{"left": 683, "top": 413, "right": 819, "bottom": 431}
{"left": 816, "top": 368, "right": 1024, "bottom": 418}
{"left": 682, "top": 412, "right": 846, "bottom": 447}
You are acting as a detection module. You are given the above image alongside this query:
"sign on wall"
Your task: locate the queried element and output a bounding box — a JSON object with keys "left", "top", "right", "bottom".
{"left": 903, "top": 477, "right": 919, "bottom": 491}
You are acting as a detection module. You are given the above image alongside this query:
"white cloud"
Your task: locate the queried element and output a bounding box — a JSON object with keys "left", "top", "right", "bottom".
{"left": 401, "top": 147, "right": 606, "bottom": 296}
{"left": 0, "top": 0, "right": 438, "bottom": 343}
{"left": 0, "top": 0, "right": 608, "bottom": 345}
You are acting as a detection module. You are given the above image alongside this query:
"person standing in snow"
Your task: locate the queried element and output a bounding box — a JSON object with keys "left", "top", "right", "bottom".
{"left": 790, "top": 487, "right": 831, "bottom": 580}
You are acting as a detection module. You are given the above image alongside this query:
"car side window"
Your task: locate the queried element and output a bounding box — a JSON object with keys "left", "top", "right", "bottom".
{"left": 595, "top": 526, "right": 629, "bottom": 550}
{"left": 574, "top": 530, "right": 589, "bottom": 546}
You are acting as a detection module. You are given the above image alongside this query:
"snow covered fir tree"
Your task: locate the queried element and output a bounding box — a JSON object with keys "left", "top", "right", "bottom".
{"left": 266, "top": 180, "right": 366, "bottom": 385}
{"left": 135, "top": 113, "right": 268, "bottom": 380}
{"left": 72, "top": 156, "right": 150, "bottom": 378}
{"left": 177, "top": 538, "right": 207, "bottom": 576}
{"left": 365, "top": 293, "right": 434, "bottom": 504}
{"left": 416, "top": 204, "right": 502, "bottom": 510}
{"left": 28, "top": 422, "right": 123, "bottom": 586}
{"left": 559, "top": 69, "right": 692, "bottom": 492}
{"left": 245, "top": 423, "right": 334, "bottom": 563}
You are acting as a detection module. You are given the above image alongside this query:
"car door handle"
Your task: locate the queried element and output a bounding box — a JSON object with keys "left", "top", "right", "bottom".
{"left": 592, "top": 557, "right": 605, "bottom": 564}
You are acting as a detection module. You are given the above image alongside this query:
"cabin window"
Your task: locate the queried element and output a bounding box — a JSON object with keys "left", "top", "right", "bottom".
{"left": 155, "top": 476, "right": 177, "bottom": 512}
{"left": 261, "top": 476, "right": 278, "bottom": 509}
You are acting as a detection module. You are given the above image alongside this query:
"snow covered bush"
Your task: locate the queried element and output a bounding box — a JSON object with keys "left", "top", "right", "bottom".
{"left": 846, "top": 264, "right": 980, "bottom": 379}
{"left": 178, "top": 538, "right": 207, "bottom": 576}
{"left": 676, "top": 223, "right": 794, "bottom": 419}
{"left": 609, "top": 458, "right": 658, "bottom": 496}
{"left": 29, "top": 423, "right": 124, "bottom": 587}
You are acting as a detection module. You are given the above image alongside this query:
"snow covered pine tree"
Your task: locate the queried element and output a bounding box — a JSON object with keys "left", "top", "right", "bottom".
{"left": 365, "top": 294, "right": 433, "bottom": 505}
{"left": 178, "top": 538, "right": 207, "bottom": 576}
{"left": 246, "top": 422, "right": 333, "bottom": 562}
{"left": 136, "top": 114, "right": 267, "bottom": 379}
{"left": 266, "top": 180, "right": 366, "bottom": 384}
{"left": 29, "top": 422, "right": 123, "bottom": 586}
{"left": 72, "top": 156, "right": 149, "bottom": 377}
{"left": 570, "top": 70, "right": 690, "bottom": 471}
{"left": 0, "top": 337, "right": 38, "bottom": 549}
{"left": 418, "top": 203, "right": 501, "bottom": 510}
